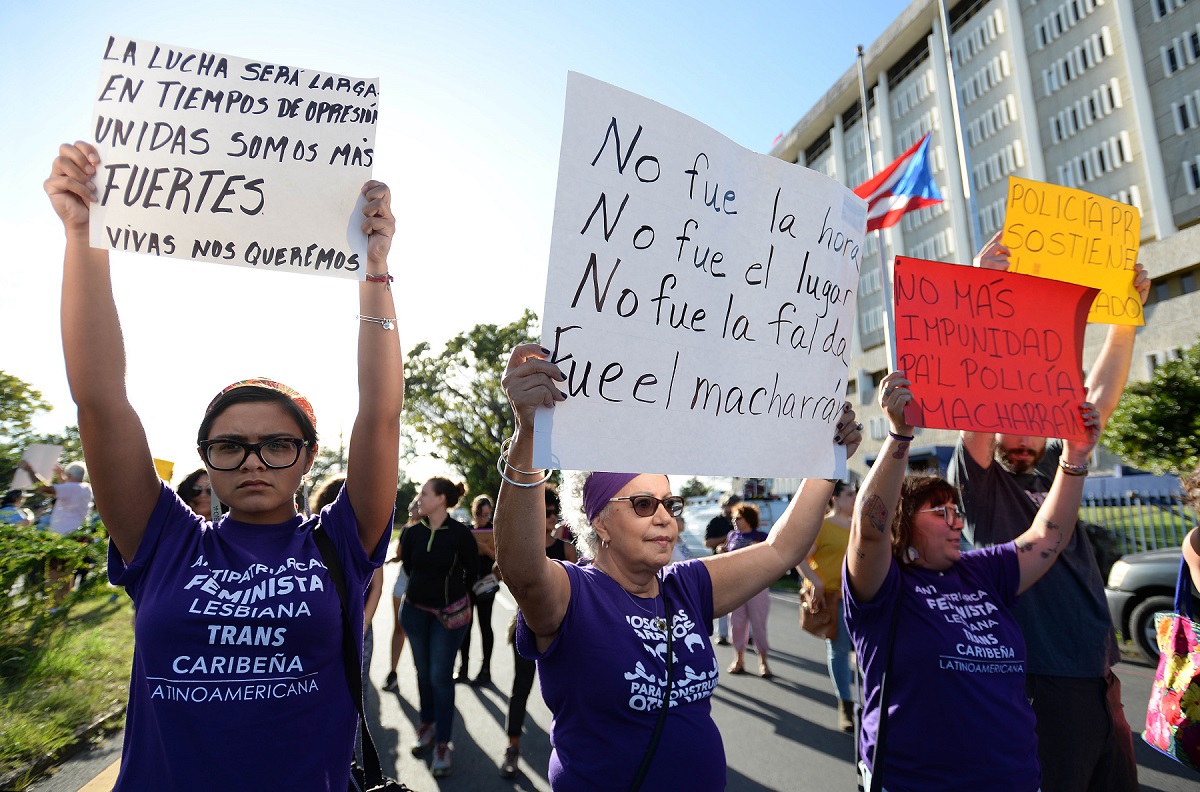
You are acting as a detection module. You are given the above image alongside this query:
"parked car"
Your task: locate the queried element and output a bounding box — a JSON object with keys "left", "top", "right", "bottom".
{"left": 1105, "top": 546, "right": 1197, "bottom": 664}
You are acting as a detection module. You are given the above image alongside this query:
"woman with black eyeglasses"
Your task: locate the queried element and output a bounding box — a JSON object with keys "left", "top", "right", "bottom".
{"left": 44, "top": 140, "right": 403, "bottom": 792}
{"left": 844, "top": 371, "right": 1099, "bottom": 792}
{"left": 493, "top": 343, "right": 863, "bottom": 791}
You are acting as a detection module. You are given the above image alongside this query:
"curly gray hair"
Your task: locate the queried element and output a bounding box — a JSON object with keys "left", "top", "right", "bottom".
{"left": 561, "top": 471, "right": 606, "bottom": 560}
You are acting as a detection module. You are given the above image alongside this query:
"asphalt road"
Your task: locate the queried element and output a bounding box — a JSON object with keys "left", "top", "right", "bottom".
{"left": 26, "top": 556, "right": 1200, "bottom": 791}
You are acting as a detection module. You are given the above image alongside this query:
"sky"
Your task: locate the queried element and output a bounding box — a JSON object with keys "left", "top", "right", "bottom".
{"left": 0, "top": 0, "right": 911, "bottom": 487}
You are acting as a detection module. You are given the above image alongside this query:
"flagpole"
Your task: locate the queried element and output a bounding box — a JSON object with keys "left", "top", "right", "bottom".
{"left": 936, "top": 0, "right": 982, "bottom": 256}
{"left": 857, "top": 45, "right": 898, "bottom": 372}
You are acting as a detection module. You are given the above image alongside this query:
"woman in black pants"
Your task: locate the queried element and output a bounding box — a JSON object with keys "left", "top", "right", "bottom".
{"left": 498, "top": 487, "right": 577, "bottom": 779}
{"left": 457, "top": 495, "right": 497, "bottom": 685}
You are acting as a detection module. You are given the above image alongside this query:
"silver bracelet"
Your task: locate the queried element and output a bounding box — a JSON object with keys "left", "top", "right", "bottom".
{"left": 496, "top": 436, "right": 553, "bottom": 488}
{"left": 357, "top": 314, "right": 396, "bottom": 330}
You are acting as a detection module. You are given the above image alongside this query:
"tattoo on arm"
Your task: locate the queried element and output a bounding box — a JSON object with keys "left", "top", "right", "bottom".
{"left": 863, "top": 494, "right": 889, "bottom": 535}
{"left": 855, "top": 548, "right": 866, "bottom": 559}
{"left": 891, "top": 441, "right": 910, "bottom": 460}
{"left": 1016, "top": 541, "right": 1033, "bottom": 553}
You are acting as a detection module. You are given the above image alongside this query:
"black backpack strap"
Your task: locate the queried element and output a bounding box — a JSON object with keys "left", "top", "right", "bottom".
{"left": 312, "top": 521, "right": 387, "bottom": 788}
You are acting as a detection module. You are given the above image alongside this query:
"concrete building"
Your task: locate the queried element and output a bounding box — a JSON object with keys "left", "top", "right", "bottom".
{"left": 770, "top": 0, "right": 1200, "bottom": 482}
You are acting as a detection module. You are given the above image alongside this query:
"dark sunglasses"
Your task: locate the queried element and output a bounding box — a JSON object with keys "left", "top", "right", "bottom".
{"left": 609, "top": 495, "right": 685, "bottom": 518}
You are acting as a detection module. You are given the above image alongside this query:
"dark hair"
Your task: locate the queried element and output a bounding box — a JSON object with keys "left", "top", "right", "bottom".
{"left": 426, "top": 477, "right": 467, "bottom": 508}
{"left": 197, "top": 386, "right": 318, "bottom": 447}
{"left": 892, "top": 475, "right": 960, "bottom": 563}
{"left": 310, "top": 475, "right": 346, "bottom": 514}
{"left": 732, "top": 502, "right": 760, "bottom": 530}
{"left": 545, "top": 486, "right": 561, "bottom": 516}
{"left": 176, "top": 469, "right": 209, "bottom": 508}
{"left": 472, "top": 494, "right": 493, "bottom": 519}
{"left": 2, "top": 489, "right": 22, "bottom": 507}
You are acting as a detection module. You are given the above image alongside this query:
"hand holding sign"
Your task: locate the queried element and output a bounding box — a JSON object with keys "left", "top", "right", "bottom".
{"left": 894, "top": 256, "right": 1097, "bottom": 442}
{"left": 1002, "top": 176, "right": 1142, "bottom": 325}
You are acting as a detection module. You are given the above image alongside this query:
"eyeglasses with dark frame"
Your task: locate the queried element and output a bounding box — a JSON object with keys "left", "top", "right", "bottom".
{"left": 199, "top": 438, "right": 310, "bottom": 471}
{"left": 918, "top": 504, "right": 965, "bottom": 527}
{"left": 609, "top": 495, "right": 685, "bottom": 518}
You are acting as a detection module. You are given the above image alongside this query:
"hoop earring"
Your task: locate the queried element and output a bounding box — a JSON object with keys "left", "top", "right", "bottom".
{"left": 600, "top": 538, "right": 610, "bottom": 550}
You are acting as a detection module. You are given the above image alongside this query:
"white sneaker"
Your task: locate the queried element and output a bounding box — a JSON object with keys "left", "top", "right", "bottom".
{"left": 431, "top": 742, "right": 453, "bottom": 777}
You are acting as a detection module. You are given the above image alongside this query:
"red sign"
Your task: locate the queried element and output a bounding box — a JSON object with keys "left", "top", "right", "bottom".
{"left": 894, "top": 256, "right": 1098, "bottom": 441}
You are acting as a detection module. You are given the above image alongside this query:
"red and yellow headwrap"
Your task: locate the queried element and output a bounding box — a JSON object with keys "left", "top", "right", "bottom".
{"left": 205, "top": 378, "right": 317, "bottom": 435}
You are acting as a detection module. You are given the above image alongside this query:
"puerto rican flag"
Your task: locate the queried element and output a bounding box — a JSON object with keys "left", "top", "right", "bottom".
{"left": 853, "top": 132, "right": 943, "bottom": 232}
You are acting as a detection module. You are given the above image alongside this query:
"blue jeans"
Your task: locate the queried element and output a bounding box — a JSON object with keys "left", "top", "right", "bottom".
{"left": 400, "top": 602, "right": 468, "bottom": 743}
{"left": 827, "top": 599, "right": 853, "bottom": 702}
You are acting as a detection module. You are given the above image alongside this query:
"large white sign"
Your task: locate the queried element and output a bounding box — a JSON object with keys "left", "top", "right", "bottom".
{"left": 89, "top": 35, "right": 377, "bottom": 279}
{"left": 535, "top": 73, "right": 865, "bottom": 478}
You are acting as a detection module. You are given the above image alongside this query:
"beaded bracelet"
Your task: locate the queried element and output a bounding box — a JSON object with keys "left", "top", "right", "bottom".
{"left": 1058, "top": 460, "right": 1089, "bottom": 477}
{"left": 365, "top": 272, "right": 393, "bottom": 290}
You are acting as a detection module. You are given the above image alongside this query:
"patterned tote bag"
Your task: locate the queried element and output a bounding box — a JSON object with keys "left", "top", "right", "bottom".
{"left": 1143, "top": 557, "right": 1200, "bottom": 771}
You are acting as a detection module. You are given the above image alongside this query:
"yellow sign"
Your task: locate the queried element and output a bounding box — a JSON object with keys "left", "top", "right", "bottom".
{"left": 153, "top": 458, "right": 175, "bottom": 483}
{"left": 1001, "top": 176, "right": 1143, "bottom": 326}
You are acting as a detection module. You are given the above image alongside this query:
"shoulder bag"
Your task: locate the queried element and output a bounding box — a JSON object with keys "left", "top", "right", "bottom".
{"left": 799, "top": 579, "right": 839, "bottom": 640}
{"left": 312, "top": 523, "right": 413, "bottom": 792}
{"left": 1142, "top": 555, "right": 1200, "bottom": 772}
{"left": 628, "top": 580, "right": 673, "bottom": 792}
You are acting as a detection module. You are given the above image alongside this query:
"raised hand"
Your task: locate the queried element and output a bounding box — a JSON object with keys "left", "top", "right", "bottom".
{"left": 878, "top": 371, "right": 915, "bottom": 435}
{"left": 974, "top": 229, "right": 1010, "bottom": 271}
{"left": 501, "top": 343, "right": 567, "bottom": 431}
{"left": 45, "top": 142, "right": 99, "bottom": 232}
{"left": 360, "top": 180, "right": 395, "bottom": 267}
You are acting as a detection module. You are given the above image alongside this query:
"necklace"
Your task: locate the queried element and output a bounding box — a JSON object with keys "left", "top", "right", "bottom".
{"left": 596, "top": 565, "right": 667, "bottom": 633}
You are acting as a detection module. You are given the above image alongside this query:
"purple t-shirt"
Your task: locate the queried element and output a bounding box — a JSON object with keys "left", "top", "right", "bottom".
{"left": 108, "top": 483, "right": 387, "bottom": 791}
{"left": 724, "top": 528, "right": 767, "bottom": 552}
{"left": 517, "top": 559, "right": 724, "bottom": 791}
{"left": 844, "top": 543, "right": 1038, "bottom": 792}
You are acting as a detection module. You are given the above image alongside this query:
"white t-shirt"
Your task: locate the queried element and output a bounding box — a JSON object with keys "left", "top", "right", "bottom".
{"left": 49, "top": 481, "right": 93, "bottom": 535}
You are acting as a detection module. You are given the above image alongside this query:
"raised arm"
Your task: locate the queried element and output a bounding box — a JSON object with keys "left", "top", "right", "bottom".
{"left": 846, "top": 371, "right": 912, "bottom": 603}
{"left": 1013, "top": 402, "right": 1100, "bottom": 594}
{"left": 493, "top": 344, "right": 570, "bottom": 643}
{"left": 345, "top": 181, "right": 404, "bottom": 554}
{"left": 703, "top": 405, "right": 861, "bottom": 617}
{"left": 1085, "top": 262, "right": 1149, "bottom": 425}
{"left": 45, "top": 142, "right": 159, "bottom": 563}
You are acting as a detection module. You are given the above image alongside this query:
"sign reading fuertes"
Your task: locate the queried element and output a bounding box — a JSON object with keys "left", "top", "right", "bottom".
{"left": 88, "top": 35, "right": 378, "bottom": 279}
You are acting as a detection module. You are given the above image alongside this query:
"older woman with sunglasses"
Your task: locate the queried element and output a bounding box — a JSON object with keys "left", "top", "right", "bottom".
{"left": 44, "top": 141, "right": 403, "bottom": 791}
{"left": 494, "top": 344, "right": 862, "bottom": 791}
{"left": 845, "top": 371, "right": 1099, "bottom": 792}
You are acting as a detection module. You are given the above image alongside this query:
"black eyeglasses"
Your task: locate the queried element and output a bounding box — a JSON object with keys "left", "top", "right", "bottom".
{"left": 918, "top": 504, "right": 964, "bottom": 527}
{"left": 609, "top": 495, "right": 685, "bottom": 518}
{"left": 199, "top": 438, "right": 309, "bottom": 471}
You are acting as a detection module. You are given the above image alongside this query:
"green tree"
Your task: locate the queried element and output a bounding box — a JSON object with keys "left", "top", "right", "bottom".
{"left": 679, "top": 477, "right": 711, "bottom": 498}
{"left": 1102, "top": 337, "right": 1200, "bottom": 475}
{"left": 403, "top": 310, "right": 540, "bottom": 504}
{"left": 0, "top": 372, "right": 83, "bottom": 488}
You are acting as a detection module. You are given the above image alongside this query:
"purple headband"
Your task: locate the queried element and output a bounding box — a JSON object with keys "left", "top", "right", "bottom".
{"left": 583, "top": 472, "right": 639, "bottom": 524}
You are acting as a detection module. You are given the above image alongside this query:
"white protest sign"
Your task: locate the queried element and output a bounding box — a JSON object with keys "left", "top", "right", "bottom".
{"left": 535, "top": 73, "right": 865, "bottom": 479}
{"left": 11, "top": 444, "right": 63, "bottom": 490}
{"left": 89, "top": 35, "right": 377, "bottom": 279}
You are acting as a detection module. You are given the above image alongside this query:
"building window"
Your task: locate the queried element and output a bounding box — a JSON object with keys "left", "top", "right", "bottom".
{"left": 1183, "top": 271, "right": 1197, "bottom": 294}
